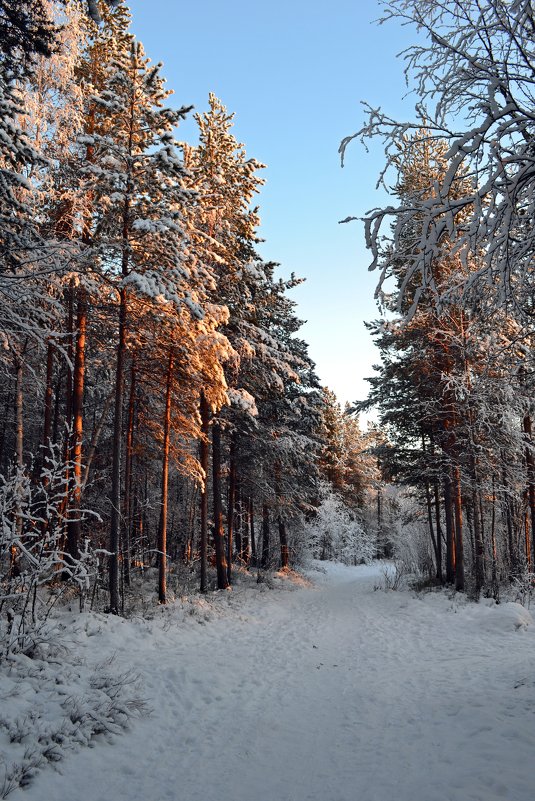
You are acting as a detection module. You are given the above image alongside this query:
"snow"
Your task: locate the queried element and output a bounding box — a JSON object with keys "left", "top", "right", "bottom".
{"left": 5, "top": 563, "right": 535, "bottom": 801}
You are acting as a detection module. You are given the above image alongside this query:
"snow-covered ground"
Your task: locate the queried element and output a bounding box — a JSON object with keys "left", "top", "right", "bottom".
{"left": 4, "top": 562, "right": 535, "bottom": 801}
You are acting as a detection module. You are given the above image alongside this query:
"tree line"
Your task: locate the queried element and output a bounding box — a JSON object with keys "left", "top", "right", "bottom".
{"left": 0, "top": 0, "right": 381, "bottom": 646}
{"left": 344, "top": 0, "right": 535, "bottom": 598}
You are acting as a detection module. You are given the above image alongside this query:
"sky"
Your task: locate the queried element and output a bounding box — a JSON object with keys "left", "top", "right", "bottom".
{"left": 126, "top": 0, "right": 420, "bottom": 408}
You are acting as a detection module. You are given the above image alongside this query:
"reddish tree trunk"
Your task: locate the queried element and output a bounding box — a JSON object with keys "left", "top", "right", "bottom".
{"left": 123, "top": 359, "right": 136, "bottom": 588}
{"left": 158, "top": 350, "right": 174, "bottom": 604}
{"left": 227, "top": 445, "right": 236, "bottom": 584}
{"left": 212, "top": 422, "right": 229, "bottom": 589}
{"left": 199, "top": 392, "right": 210, "bottom": 593}
{"left": 67, "top": 291, "right": 87, "bottom": 564}
{"left": 109, "top": 287, "right": 127, "bottom": 614}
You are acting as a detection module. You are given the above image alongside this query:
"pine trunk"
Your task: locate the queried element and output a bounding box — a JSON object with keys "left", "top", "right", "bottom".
{"left": 523, "top": 413, "right": 535, "bottom": 565}
{"left": 424, "top": 479, "right": 438, "bottom": 578}
{"left": 14, "top": 357, "right": 23, "bottom": 470}
{"left": 199, "top": 392, "right": 210, "bottom": 593}
{"left": 227, "top": 445, "right": 236, "bottom": 584}
{"left": 433, "top": 482, "right": 443, "bottom": 583}
{"left": 525, "top": 508, "right": 532, "bottom": 570}
{"left": 67, "top": 291, "right": 87, "bottom": 564}
{"left": 158, "top": 350, "right": 174, "bottom": 604}
{"left": 501, "top": 458, "right": 516, "bottom": 574}
{"left": 212, "top": 422, "right": 229, "bottom": 589}
{"left": 261, "top": 503, "right": 270, "bottom": 569}
{"left": 490, "top": 476, "right": 498, "bottom": 595}
{"left": 81, "top": 389, "right": 114, "bottom": 493}
{"left": 249, "top": 498, "right": 256, "bottom": 566}
{"left": 472, "top": 487, "right": 485, "bottom": 594}
{"left": 278, "top": 518, "right": 289, "bottom": 569}
{"left": 42, "top": 341, "right": 54, "bottom": 460}
{"left": 453, "top": 464, "right": 465, "bottom": 591}
{"left": 109, "top": 287, "right": 127, "bottom": 615}
{"left": 123, "top": 359, "right": 136, "bottom": 588}
{"left": 444, "top": 473, "right": 455, "bottom": 584}
{"left": 13, "top": 355, "right": 24, "bottom": 559}
{"left": 239, "top": 491, "right": 249, "bottom": 564}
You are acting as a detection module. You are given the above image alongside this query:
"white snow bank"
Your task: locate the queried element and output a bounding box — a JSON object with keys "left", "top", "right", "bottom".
{"left": 471, "top": 600, "right": 534, "bottom": 632}
{"left": 5, "top": 564, "right": 535, "bottom": 801}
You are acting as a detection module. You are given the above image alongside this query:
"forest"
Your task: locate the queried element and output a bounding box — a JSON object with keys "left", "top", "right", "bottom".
{"left": 1, "top": 0, "right": 535, "bottom": 642}
{"left": 0, "top": 0, "right": 381, "bottom": 647}
{"left": 2, "top": 1, "right": 535, "bottom": 800}
{"left": 341, "top": 0, "right": 535, "bottom": 600}
{"left": 0, "top": 0, "right": 534, "bottom": 631}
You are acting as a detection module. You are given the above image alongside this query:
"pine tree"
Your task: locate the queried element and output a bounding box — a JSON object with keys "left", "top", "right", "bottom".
{"left": 79, "top": 21, "right": 199, "bottom": 611}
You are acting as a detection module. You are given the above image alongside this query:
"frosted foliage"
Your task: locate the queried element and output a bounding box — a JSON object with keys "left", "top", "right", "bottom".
{"left": 306, "top": 484, "right": 376, "bottom": 565}
{"left": 387, "top": 490, "right": 435, "bottom": 575}
{"left": 226, "top": 387, "right": 258, "bottom": 417}
{"left": 0, "top": 445, "right": 97, "bottom": 659}
{"left": 82, "top": 39, "right": 198, "bottom": 315}
{"left": 342, "top": 0, "right": 535, "bottom": 320}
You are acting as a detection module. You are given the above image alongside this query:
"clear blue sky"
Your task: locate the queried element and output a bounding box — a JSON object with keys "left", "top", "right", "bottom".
{"left": 127, "top": 0, "right": 419, "bottom": 408}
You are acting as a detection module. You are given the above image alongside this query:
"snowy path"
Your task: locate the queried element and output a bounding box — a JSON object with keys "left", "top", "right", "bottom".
{"left": 19, "top": 564, "right": 535, "bottom": 801}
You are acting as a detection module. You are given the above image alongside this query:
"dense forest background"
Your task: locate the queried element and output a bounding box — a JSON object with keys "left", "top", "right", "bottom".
{"left": 2, "top": 0, "right": 535, "bottom": 659}
{"left": 0, "top": 0, "right": 387, "bottom": 645}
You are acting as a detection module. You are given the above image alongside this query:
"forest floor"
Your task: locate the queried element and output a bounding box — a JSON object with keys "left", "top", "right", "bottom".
{"left": 4, "top": 561, "right": 535, "bottom": 801}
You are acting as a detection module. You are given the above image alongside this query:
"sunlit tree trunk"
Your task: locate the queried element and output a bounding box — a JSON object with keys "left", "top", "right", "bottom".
{"left": 59, "top": 281, "right": 75, "bottom": 534}
{"left": 67, "top": 290, "right": 87, "bottom": 564}
{"left": 158, "top": 349, "right": 174, "bottom": 604}
{"left": 199, "top": 391, "right": 210, "bottom": 594}
{"left": 227, "top": 441, "right": 236, "bottom": 584}
{"left": 212, "top": 422, "right": 228, "bottom": 589}
{"left": 65, "top": 280, "right": 75, "bottom": 433}
{"left": 109, "top": 286, "right": 127, "bottom": 614}
{"left": 123, "top": 358, "right": 136, "bottom": 588}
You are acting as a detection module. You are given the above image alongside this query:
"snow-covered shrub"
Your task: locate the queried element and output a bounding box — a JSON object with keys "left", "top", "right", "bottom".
{"left": 306, "top": 484, "right": 376, "bottom": 565}
{"left": 0, "top": 446, "right": 97, "bottom": 659}
{"left": 512, "top": 566, "right": 535, "bottom": 609}
{"left": 0, "top": 649, "right": 148, "bottom": 798}
{"left": 387, "top": 489, "right": 434, "bottom": 578}
{"left": 285, "top": 515, "right": 310, "bottom": 566}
